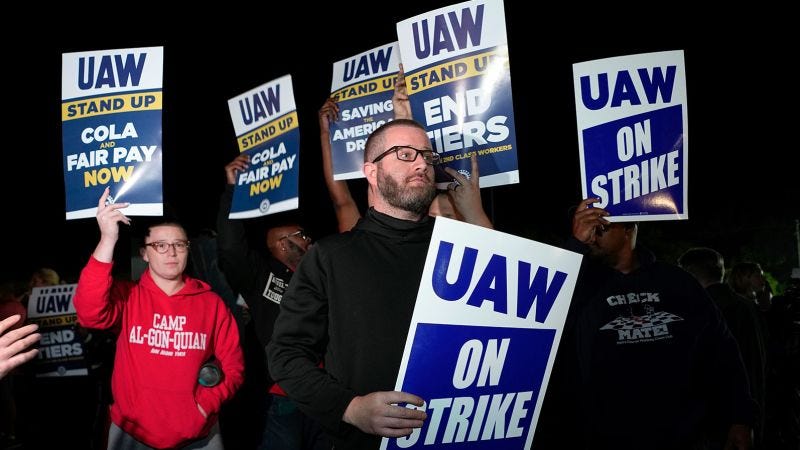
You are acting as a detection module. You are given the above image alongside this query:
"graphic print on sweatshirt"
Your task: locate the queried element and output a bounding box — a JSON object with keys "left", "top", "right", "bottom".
{"left": 128, "top": 313, "right": 208, "bottom": 357}
{"left": 262, "top": 272, "right": 287, "bottom": 305}
{"left": 599, "top": 291, "right": 683, "bottom": 344}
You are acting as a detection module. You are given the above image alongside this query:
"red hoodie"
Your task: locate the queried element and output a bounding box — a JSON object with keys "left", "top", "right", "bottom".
{"left": 75, "top": 256, "right": 244, "bottom": 449}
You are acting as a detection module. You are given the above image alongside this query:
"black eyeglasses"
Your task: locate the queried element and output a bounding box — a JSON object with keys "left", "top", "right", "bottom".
{"left": 371, "top": 145, "right": 441, "bottom": 165}
{"left": 145, "top": 241, "right": 190, "bottom": 254}
{"left": 280, "top": 230, "right": 311, "bottom": 242}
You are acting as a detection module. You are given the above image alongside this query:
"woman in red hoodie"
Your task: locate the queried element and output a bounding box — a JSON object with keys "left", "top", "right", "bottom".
{"left": 75, "top": 187, "right": 244, "bottom": 449}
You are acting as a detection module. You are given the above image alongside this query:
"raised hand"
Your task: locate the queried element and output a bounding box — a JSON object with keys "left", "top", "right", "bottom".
{"left": 319, "top": 97, "right": 340, "bottom": 135}
{"left": 96, "top": 187, "right": 131, "bottom": 240}
{"left": 318, "top": 96, "right": 361, "bottom": 232}
{"left": 225, "top": 154, "right": 250, "bottom": 185}
{"left": 392, "top": 63, "right": 411, "bottom": 120}
{"left": 445, "top": 154, "right": 492, "bottom": 228}
{"left": 572, "top": 198, "right": 609, "bottom": 244}
{"left": 93, "top": 187, "right": 130, "bottom": 262}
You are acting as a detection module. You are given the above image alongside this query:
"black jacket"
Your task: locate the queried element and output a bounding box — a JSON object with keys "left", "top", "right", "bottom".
{"left": 217, "top": 185, "right": 292, "bottom": 385}
{"left": 267, "top": 208, "right": 434, "bottom": 449}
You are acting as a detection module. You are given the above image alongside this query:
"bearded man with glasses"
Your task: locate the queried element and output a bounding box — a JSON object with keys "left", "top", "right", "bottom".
{"left": 268, "top": 119, "right": 488, "bottom": 448}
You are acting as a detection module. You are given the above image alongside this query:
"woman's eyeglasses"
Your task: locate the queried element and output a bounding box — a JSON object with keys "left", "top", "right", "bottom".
{"left": 145, "top": 241, "right": 190, "bottom": 253}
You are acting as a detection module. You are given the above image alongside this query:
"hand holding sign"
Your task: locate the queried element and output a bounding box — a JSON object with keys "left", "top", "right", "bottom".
{"left": 392, "top": 63, "right": 411, "bottom": 120}
{"left": 344, "top": 391, "right": 427, "bottom": 438}
{"left": 225, "top": 154, "right": 250, "bottom": 186}
{"left": 318, "top": 97, "right": 340, "bottom": 134}
{"left": 444, "top": 154, "right": 492, "bottom": 229}
{"left": 93, "top": 187, "right": 130, "bottom": 263}
{"left": 571, "top": 197, "right": 610, "bottom": 245}
{"left": 97, "top": 187, "right": 131, "bottom": 235}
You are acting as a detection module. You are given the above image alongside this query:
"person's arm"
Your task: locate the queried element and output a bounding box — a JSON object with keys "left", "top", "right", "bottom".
{"left": 0, "top": 315, "right": 40, "bottom": 379}
{"left": 266, "top": 246, "right": 426, "bottom": 437}
{"left": 392, "top": 63, "right": 411, "bottom": 120}
{"left": 92, "top": 186, "right": 130, "bottom": 263}
{"left": 74, "top": 187, "right": 133, "bottom": 330}
{"left": 266, "top": 245, "right": 354, "bottom": 432}
{"left": 216, "top": 154, "right": 271, "bottom": 300}
{"left": 319, "top": 98, "right": 361, "bottom": 232}
{"left": 194, "top": 298, "right": 245, "bottom": 419}
{"left": 444, "top": 154, "right": 492, "bottom": 228}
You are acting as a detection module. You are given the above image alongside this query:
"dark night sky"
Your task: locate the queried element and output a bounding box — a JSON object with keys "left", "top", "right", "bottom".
{"left": 2, "top": 4, "right": 798, "bottom": 285}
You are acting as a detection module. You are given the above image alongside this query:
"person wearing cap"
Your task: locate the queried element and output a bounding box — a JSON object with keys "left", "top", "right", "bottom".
{"left": 74, "top": 188, "right": 244, "bottom": 449}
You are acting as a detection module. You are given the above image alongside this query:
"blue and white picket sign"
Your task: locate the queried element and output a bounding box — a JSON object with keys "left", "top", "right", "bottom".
{"left": 227, "top": 75, "right": 300, "bottom": 218}
{"left": 383, "top": 218, "right": 582, "bottom": 450}
{"left": 573, "top": 50, "right": 688, "bottom": 221}
{"left": 27, "top": 284, "right": 88, "bottom": 377}
{"left": 330, "top": 42, "right": 400, "bottom": 180}
{"left": 62, "top": 46, "right": 164, "bottom": 220}
{"left": 397, "top": 0, "right": 518, "bottom": 189}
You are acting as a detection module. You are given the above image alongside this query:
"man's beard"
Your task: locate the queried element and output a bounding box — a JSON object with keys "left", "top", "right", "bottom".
{"left": 378, "top": 169, "right": 436, "bottom": 216}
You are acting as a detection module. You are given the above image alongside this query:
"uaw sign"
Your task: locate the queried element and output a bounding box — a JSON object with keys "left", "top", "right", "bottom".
{"left": 27, "top": 284, "right": 88, "bottom": 377}
{"left": 384, "top": 218, "right": 582, "bottom": 449}
{"left": 573, "top": 50, "right": 688, "bottom": 221}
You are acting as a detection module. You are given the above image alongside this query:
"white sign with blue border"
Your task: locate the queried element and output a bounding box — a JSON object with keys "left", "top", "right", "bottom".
{"left": 573, "top": 50, "right": 688, "bottom": 221}
{"left": 227, "top": 75, "right": 300, "bottom": 218}
{"left": 396, "top": 0, "right": 519, "bottom": 189}
{"left": 383, "top": 218, "right": 582, "bottom": 449}
{"left": 330, "top": 42, "right": 400, "bottom": 180}
{"left": 62, "top": 46, "right": 164, "bottom": 220}
{"left": 27, "top": 284, "right": 88, "bottom": 377}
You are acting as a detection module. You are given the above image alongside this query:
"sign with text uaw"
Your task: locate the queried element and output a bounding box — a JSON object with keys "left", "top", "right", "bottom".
{"left": 573, "top": 50, "right": 688, "bottom": 221}
{"left": 396, "top": 0, "right": 519, "bottom": 189}
{"left": 227, "top": 75, "right": 300, "bottom": 218}
{"left": 62, "top": 46, "right": 164, "bottom": 220}
{"left": 27, "top": 284, "right": 88, "bottom": 377}
{"left": 330, "top": 42, "right": 400, "bottom": 180}
{"left": 383, "top": 219, "right": 582, "bottom": 449}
